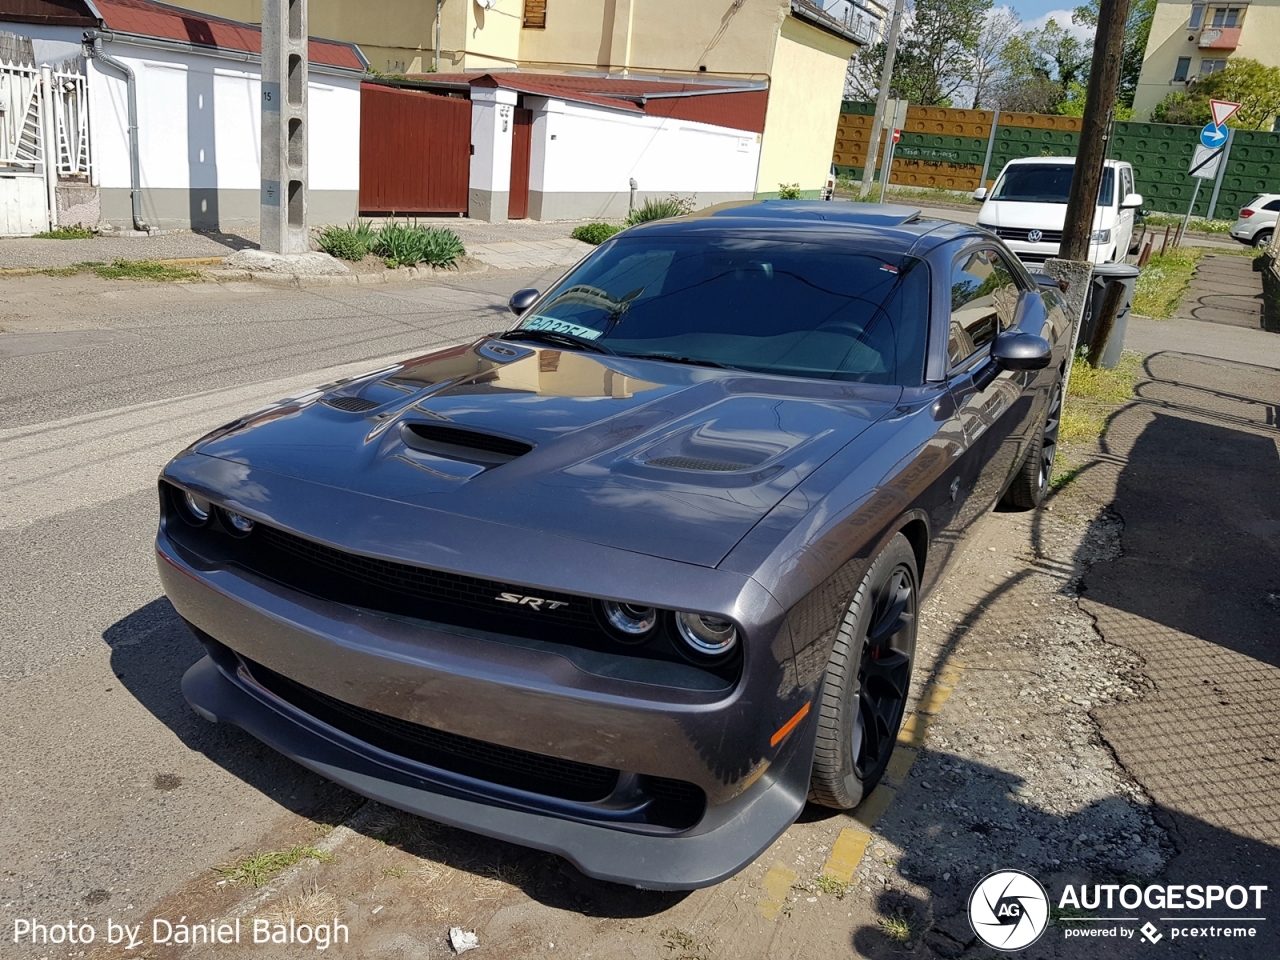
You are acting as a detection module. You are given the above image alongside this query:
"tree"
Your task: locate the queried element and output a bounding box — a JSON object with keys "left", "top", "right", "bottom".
{"left": 971, "top": 8, "right": 1022, "bottom": 109}
{"left": 893, "top": 0, "right": 994, "bottom": 105}
{"left": 845, "top": 44, "right": 885, "bottom": 101}
{"left": 1074, "top": 0, "right": 1155, "bottom": 109}
{"left": 987, "top": 19, "right": 1092, "bottom": 114}
{"left": 1151, "top": 59, "right": 1280, "bottom": 129}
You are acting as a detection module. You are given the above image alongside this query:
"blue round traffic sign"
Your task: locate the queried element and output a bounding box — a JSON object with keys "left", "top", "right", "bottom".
{"left": 1200, "top": 123, "right": 1228, "bottom": 149}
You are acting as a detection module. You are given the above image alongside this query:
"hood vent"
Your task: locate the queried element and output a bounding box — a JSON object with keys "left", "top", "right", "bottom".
{"left": 402, "top": 422, "right": 534, "bottom": 464}
{"left": 323, "top": 395, "right": 381, "bottom": 413}
{"left": 646, "top": 455, "right": 752, "bottom": 472}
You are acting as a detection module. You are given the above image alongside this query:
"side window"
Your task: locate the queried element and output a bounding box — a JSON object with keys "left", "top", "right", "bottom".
{"left": 1121, "top": 168, "right": 1133, "bottom": 202}
{"left": 949, "top": 249, "right": 1022, "bottom": 369}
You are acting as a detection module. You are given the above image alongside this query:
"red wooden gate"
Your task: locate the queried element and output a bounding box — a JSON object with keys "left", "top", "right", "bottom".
{"left": 359, "top": 83, "right": 471, "bottom": 215}
{"left": 508, "top": 107, "right": 533, "bottom": 220}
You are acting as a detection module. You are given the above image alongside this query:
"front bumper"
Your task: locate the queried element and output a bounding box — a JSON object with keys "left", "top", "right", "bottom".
{"left": 181, "top": 648, "right": 814, "bottom": 889}
{"left": 157, "top": 508, "right": 815, "bottom": 889}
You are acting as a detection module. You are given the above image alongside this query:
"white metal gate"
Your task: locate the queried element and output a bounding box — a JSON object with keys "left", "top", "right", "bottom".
{"left": 1, "top": 41, "right": 90, "bottom": 236}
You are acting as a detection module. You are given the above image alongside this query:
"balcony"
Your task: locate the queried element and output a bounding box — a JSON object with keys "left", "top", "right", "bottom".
{"left": 1199, "top": 27, "right": 1241, "bottom": 49}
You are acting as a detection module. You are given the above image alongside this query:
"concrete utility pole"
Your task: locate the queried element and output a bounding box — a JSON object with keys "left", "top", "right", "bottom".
{"left": 860, "top": 0, "right": 907, "bottom": 198}
{"left": 260, "top": 0, "right": 308, "bottom": 254}
{"left": 1060, "top": 0, "right": 1129, "bottom": 262}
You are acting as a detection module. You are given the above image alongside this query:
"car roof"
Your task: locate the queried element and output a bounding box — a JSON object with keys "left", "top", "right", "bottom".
{"left": 1003, "top": 156, "right": 1128, "bottom": 167}
{"left": 623, "top": 201, "right": 974, "bottom": 256}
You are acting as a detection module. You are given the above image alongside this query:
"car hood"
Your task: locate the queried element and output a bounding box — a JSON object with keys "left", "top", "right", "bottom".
{"left": 191, "top": 340, "right": 900, "bottom": 567}
{"left": 978, "top": 200, "right": 1107, "bottom": 231}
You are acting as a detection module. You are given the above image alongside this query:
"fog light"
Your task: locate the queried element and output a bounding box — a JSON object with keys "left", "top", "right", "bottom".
{"left": 602, "top": 601, "right": 658, "bottom": 640}
{"left": 675, "top": 612, "right": 738, "bottom": 657}
{"left": 222, "top": 509, "right": 255, "bottom": 535}
{"left": 181, "top": 490, "right": 210, "bottom": 524}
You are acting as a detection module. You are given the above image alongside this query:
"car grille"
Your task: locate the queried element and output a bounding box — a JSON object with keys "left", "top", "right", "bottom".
{"left": 991, "top": 226, "right": 1062, "bottom": 243}
{"left": 238, "top": 653, "right": 705, "bottom": 826}
{"left": 253, "top": 523, "right": 597, "bottom": 631}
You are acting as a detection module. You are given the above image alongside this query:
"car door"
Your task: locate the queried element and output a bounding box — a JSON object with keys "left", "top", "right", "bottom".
{"left": 945, "top": 246, "right": 1038, "bottom": 524}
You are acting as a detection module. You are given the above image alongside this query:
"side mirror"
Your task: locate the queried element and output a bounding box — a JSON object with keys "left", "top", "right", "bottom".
{"left": 1121, "top": 192, "right": 1143, "bottom": 209}
{"left": 974, "top": 331, "right": 1052, "bottom": 389}
{"left": 508, "top": 288, "right": 540, "bottom": 315}
{"left": 972, "top": 187, "right": 988, "bottom": 201}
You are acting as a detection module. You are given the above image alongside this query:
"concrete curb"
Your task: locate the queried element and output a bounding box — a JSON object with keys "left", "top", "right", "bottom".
{"left": 212, "top": 257, "right": 492, "bottom": 286}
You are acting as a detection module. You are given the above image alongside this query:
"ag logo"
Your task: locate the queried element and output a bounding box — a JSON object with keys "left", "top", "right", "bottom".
{"left": 1027, "top": 229, "right": 1044, "bottom": 243}
{"left": 968, "top": 869, "right": 1050, "bottom": 951}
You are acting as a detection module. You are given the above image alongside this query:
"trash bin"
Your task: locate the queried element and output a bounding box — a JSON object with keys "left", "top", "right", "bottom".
{"left": 1081, "top": 263, "right": 1141, "bottom": 369}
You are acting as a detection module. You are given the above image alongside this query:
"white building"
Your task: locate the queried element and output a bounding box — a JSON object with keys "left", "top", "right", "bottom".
{"left": 0, "top": 0, "right": 366, "bottom": 232}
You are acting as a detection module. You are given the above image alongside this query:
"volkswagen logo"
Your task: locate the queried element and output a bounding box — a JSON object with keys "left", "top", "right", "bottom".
{"left": 968, "top": 870, "right": 1050, "bottom": 951}
{"left": 1026, "top": 229, "right": 1044, "bottom": 243}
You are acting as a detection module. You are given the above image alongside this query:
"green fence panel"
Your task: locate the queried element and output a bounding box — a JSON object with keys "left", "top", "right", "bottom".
{"left": 840, "top": 101, "right": 876, "bottom": 115}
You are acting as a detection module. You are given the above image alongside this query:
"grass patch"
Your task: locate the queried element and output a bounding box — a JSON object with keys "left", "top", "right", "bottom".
{"left": 659, "top": 928, "right": 709, "bottom": 960}
{"left": 92, "top": 258, "right": 203, "bottom": 281}
{"left": 33, "top": 224, "right": 95, "bottom": 240}
{"left": 1143, "top": 212, "right": 1233, "bottom": 234}
{"left": 842, "top": 183, "right": 979, "bottom": 206}
{"left": 1050, "top": 465, "right": 1082, "bottom": 491}
{"left": 1132, "top": 247, "right": 1202, "bottom": 319}
{"left": 213, "top": 845, "right": 334, "bottom": 887}
{"left": 1059, "top": 406, "right": 1108, "bottom": 444}
{"left": 317, "top": 221, "right": 376, "bottom": 261}
{"left": 1068, "top": 350, "right": 1141, "bottom": 403}
{"left": 38, "top": 262, "right": 100, "bottom": 277}
{"left": 878, "top": 914, "right": 914, "bottom": 943}
{"left": 571, "top": 222, "right": 622, "bottom": 245}
{"left": 815, "top": 875, "right": 849, "bottom": 897}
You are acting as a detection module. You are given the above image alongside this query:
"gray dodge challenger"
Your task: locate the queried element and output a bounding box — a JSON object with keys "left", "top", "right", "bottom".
{"left": 157, "top": 202, "right": 1070, "bottom": 889}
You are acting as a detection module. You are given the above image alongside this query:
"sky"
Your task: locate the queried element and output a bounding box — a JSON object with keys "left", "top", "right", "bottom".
{"left": 1005, "top": 1, "right": 1097, "bottom": 41}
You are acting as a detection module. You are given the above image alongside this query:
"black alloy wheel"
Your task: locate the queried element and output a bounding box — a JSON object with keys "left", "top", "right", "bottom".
{"left": 810, "top": 534, "right": 919, "bottom": 809}
{"left": 1002, "top": 375, "right": 1062, "bottom": 510}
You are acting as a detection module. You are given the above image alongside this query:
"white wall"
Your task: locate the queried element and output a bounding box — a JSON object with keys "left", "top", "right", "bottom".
{"left": 85, "top": 43, "right": 360, "bottom": 194}
{"left": 528, "top": 96, "right": 761, "bottom": 203}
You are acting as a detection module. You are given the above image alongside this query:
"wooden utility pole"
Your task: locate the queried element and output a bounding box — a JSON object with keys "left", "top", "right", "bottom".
{"left": 859, "top": 0, "right": 907, "bottom": 198}
{"left": 1060, "top": 0, "right": 1130, "bottom": 262}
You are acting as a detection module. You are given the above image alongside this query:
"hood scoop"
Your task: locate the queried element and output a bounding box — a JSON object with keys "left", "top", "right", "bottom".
{"left": 322, "top": 395, "right": 381, "bottom": 413}
{"left": 401, "top": 422, "right": 533, "bottom": 465}
{"left": 646, "top": 455, "right": 752, "bottom": 472}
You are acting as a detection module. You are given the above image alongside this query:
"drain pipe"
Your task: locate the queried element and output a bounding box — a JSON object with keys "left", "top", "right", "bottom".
{"left": 85, "top": 33, "right": 150, "bottom": 232}
{"left": 434, "top": 0, "right": 443, "bottom": 72}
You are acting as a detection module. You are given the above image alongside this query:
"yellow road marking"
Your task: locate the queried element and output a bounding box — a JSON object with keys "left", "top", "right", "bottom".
{"left": 884, "top": 745, "right": 918, "bottom": 785}
{"left": 822, "top": 828, "right": 871, "bottom": 883}
{"left": 756, "top": 862, "right": 799, "bottom": 919}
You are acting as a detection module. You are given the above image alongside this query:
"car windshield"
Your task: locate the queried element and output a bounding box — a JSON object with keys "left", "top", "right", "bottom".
{"left": 512, "top": 235, "right": 930, "bottom": 385}
{"left": 991, "top": 163, "right": 1115, "bottom": 206}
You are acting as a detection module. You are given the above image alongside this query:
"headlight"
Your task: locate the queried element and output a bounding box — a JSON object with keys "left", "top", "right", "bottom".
{"left": 602, "top": 601, "right": 658, "bottom": 641}
{"left": 179, "top": 490, "right": 210, "bottom": 525}
{"left": 1090, "top": 229, "right": 1111, "bottom": 243}
{"left": 221, "top": 509, "right": 255, "bottom": 535}
{"left": 674, "top": 612, "right": 738, "bottom": 657}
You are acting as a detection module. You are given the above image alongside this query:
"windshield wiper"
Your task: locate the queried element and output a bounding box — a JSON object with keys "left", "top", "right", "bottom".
{"left": 622, "top": 352, "right": 732, "bottom": 370}
{"left": 499, "top": 328, "right": 614, "bottom": 354}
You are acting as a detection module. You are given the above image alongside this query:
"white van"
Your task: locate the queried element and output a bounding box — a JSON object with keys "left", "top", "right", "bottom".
{"left": 973, "top": 157, "right": 1142, "bottom": 265}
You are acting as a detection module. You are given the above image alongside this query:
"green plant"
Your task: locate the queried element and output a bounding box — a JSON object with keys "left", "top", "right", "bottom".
{"left": 317, "top": 224, "right": 370, "bottom": 261}
{"left": 33, "top": 224, "right": 94, "bottom": 239}
{"left": 815, "top": 875, "right": 849, "bottom": 897}
{"left": 92, "top": 259, "right": 202, "bottom": 281}
{"left": 1069, "top": 350, "right": 1141, "bottom": 403}
{"left": 213, "top": 845, "right": 334, "bottom": 887}
{"left": 625, "top": 196, "right": 692, "bottom": 227}
{"left": 777, "top": 182, "right": 803, "bottom": 199}
{"left": 373, "top": 222, "right": 465, "bottom": 267}
{"left": 1142, "top": 212, "right": 1233, "bottom": 234}
{"left": 878, "top": 913, "right": 914, "bottom": 943}
{"left": 571, "top": 222, "right": 622, "bottom": 245}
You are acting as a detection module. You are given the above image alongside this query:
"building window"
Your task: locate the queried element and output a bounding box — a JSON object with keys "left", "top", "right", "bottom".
{"left": 1210, "top": 6, "right": 1244, "bottom": 27}
{"left": 1200, "top": 58, "right": 1228, "bottom": 75}
{"left": 1174, "top": 56, "right": 1191, "bottom": 80}
{"left": 523, "top": 0, "right": 546, "bottom": 28}
{"left": 1189, "top": 4, "right": 1204, "bottom": 27}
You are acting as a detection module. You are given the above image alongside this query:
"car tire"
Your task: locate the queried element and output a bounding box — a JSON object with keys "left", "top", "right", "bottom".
{"left": 809, "top": 534, "right": 918, "bottom": 810}
{"left": 1253, "top": 229, "right": 1274, "bottom": 249}
{"left": 1001, "top": 374, "right": 1062, "bottom": 510}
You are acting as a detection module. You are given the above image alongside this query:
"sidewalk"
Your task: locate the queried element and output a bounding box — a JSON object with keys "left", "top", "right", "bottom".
{"left": 1171, "top": 253, "right": 1264, "bottom": 328}
{"left": 0, "top": 218, "right": 601, "bottom": 273}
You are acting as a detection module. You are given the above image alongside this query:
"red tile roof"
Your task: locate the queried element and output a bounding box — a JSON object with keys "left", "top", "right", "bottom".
{"left": 404, "top": 72, "right": 769, "bottom": 134}
{"left": 91, "top": 0, "right": 364, "bottom": 70}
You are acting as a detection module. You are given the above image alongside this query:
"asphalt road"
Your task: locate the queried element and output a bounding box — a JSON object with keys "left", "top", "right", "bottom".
{"left": 0, "top": 267, "right": 565, "bottom": 930}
